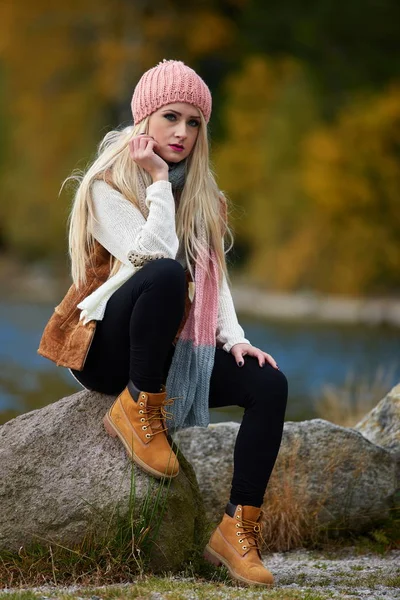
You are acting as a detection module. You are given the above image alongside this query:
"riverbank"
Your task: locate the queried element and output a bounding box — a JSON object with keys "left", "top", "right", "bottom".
{"left": 1, "top": 257, "right": 400, "bottom": 328}
{"left": 232, "top": 276, "right": 400, "bottom": 328}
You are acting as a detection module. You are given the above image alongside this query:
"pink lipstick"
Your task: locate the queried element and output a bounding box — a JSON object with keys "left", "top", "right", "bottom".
{"left": 169, "top": 144, "right": 184, "bottom": 152}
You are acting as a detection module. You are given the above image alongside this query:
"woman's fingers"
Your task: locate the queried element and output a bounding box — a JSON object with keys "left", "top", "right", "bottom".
{"left": 263, "top": 352, "right": 279, "bottom": 369}
{"left": 230, "top": 343, "right": 280, "bottom": 370}
{"left": 137, "top": 134, "right": 156, "bottom": 151}
{"left": 128, "top": 135, "right": 167, "bottom": 176}
{"left": 246, "top": 348, "right": 279, "bottom": 369}
{"left": 129, "top": 136, "right": 158, "bottom": 160}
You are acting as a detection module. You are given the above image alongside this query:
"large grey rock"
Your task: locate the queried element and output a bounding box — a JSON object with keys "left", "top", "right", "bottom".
{"left": 354, "top": 383, "right": 400, "bottom": 456}
{"left": 172, "top": 421, "right": 239, "bottom": 524}
{"left": 270, "top": 419, "right": 397, "bottom": 531}
{"left": 173, "top": 419, "right": 398, "bottom": 533}
{"left": 0, "top": 390, "right": 206, "bottom": 571}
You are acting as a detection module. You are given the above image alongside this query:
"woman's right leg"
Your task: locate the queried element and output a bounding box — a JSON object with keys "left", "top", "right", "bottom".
{"left": 71, "top": 258, "right": 185, "bottom": 394}
{"left": 71, "top": 258, "right": 186, "bottom": 479}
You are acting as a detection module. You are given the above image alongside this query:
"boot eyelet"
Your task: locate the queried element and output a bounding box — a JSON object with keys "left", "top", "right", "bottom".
{"left": 145, "top": 433, "right": 151, "bottom": 438}
{"left": 139, "top": 402, "right": 144, "bottom": 407}
{"left": 242, "top": 546, "right": 247, "bottom": 550}
{"left": 141, "top": 394, "right": 146, "bottom": 399}
{"left": 236, "top": 516, "right": 240, "bottom": 520}
{"left": 236, "top": 523, "right": 240, "bottom": 527}
{"left": 140, "top": 418, "right": 145, "bottom": 422}
{"left": 238, "top": 507, "right": 242, "bottom": 511}
{"left": 139, "top": 410, "right": 144, "bottom": 414}
{"left": 239, "top": 539, "right": 244, "bottom": 543}
{"left": 142, "top": 425, "right": 147, "bottom": 430}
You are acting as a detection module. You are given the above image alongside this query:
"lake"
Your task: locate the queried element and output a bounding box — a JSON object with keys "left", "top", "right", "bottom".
{"left": 0, "top": 300, "right": 399, "bottom": 424}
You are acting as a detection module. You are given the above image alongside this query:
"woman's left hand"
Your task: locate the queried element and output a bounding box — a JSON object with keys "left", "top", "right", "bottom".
{"left": 230, "top": 343, "right": 279, "bottom": 370}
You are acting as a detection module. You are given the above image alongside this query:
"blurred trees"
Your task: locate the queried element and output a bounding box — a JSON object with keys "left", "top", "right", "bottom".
{"left": 301, "top": 84, "right": 400, "bottom": 294}
{"left": 214, "top": 57, "right": 400, "bottom": 294}
{"left": 213, "top": 56, "right": 319, "bottom": 287}
{"left": 0, "top": 0, "right": 240, "bottom": 265}
{"left": 240, "top": 0, "right": 400, "bottom": 114}
{"left": 0, "top": 0, "right": 400, "bottom": 295}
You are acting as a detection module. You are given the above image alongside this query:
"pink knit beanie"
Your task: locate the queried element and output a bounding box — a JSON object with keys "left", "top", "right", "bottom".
{"left": 131, "top": 59, "right": 212, "bottom": 124}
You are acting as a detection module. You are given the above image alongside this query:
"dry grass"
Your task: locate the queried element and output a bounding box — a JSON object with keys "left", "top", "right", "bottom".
{"left": 258, "top": 432, "right": 386, "bottom": 553}
{"left": 313, "top": 363, "right": 397, "bottom": 427}
{"left": 260, "top": 438, "right": 332, "bottom": 552}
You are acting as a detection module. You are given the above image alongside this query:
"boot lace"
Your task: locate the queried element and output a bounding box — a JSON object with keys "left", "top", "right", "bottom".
{"left": 142, "top": 395, "right": 183, "bottom": 437}
{"left": 237, "top": 517, "right": 265, "bottom": 552}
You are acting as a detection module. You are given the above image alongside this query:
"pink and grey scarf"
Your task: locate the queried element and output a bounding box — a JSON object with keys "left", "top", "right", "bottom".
{"left": 133, "top": 165, "right": 225, "bottom": 432}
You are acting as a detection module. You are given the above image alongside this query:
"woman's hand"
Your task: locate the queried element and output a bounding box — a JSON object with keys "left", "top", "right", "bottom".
{"left": 230, "top": 343, "right": 280, "bottom": 369}
{"left": 129, "top": 134, "right": 169, "bottom": 182}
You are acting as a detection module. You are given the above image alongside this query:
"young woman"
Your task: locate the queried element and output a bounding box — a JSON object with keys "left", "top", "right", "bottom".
{"left": 38, "top": 59, "right": 288, "bottom": 587}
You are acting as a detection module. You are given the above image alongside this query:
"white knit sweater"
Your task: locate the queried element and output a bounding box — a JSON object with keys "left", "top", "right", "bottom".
{"left": 84, "top": 178, "right": 250, "bottom": 353}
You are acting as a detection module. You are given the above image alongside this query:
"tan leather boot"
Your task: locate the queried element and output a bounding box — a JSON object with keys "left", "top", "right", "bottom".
{"left": 204, "top": 503, "right": 274, "bottom": 586}
{"left": 103, "top": 380, "right": 179, "bottom": 478}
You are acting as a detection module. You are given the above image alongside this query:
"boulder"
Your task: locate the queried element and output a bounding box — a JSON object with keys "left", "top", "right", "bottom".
{"left": 354, "top": 383, "right": 400, "bottom": 457}
{"left": 0, "top": 390, "right": 206, "bottom": 572}
{"left": 172, "top": 421, "right": 239, "bottom": 524}
{"left": 173, "top": 419, "right": 398, "bottom": 534}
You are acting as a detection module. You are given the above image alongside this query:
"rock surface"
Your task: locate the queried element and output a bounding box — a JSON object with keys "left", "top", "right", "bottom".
{"left": 173, "top": 418, "right": 398, "bottom": 533}
{"left": 0, "top": 390, "right": 206, "bottom": 571}
{"left": 354, "top": 383, "right": 400, "bottom": 457}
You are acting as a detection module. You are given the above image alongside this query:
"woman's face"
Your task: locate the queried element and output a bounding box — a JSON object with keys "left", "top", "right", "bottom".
{"left": 148, "top": 102, "right": 201, "bottom": 163}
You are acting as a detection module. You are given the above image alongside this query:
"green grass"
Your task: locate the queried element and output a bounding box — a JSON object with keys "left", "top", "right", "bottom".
{"left": 1, "top": 497, "right": 398, "bottom": 591}
{"left": 0, "top": 579, "right": 340, "bottom": 600}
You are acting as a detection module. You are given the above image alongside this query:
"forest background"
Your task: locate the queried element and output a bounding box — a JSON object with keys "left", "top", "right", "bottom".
{"left": 1, "top": 0, "right": 400, "bottom": 297}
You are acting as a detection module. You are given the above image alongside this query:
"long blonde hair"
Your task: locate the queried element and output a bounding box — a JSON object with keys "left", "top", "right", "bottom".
{"left": 64, "top": 111, "right": 234, "bottom": 289}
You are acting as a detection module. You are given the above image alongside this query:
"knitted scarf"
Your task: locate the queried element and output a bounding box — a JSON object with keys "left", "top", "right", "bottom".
{"left": 135, "top": 162, "right": 221, "bottom": 433}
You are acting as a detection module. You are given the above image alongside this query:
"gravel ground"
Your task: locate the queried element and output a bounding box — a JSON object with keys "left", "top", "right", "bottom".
{"left": 0, "top": 547, "right": 399, "bottom": 600}
{"left": 267, "top": 546, "right": 400, "bottom": 599}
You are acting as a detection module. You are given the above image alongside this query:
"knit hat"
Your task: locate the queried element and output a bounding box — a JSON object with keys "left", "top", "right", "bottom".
{"left": 131, "top": 59, "right": 212, "bottom": 124}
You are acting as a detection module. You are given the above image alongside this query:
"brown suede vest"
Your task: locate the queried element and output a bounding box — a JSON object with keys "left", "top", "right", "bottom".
{"left": 38, "top": 175, "right": 227, "bottom": 372}
{"left": 37, "top": 239, "right": 193, "bottom": 371}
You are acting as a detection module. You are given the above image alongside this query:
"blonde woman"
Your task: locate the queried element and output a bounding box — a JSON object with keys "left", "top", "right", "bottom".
{"left": 38, "top": 59, "right": 288, "bottom": 587}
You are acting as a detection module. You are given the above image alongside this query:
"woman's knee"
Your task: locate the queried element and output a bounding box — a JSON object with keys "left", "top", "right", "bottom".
{"left": 143, "top": 258, "right": 186, "bottom": 288}
{"left": 129, "top": 258, "right": 186, "bottom": 297}
{"left": 273, "top": 367, "right": 289, "bottom": 399}
{"left": 252, "top": 363, "right": 289, "bottom": 410}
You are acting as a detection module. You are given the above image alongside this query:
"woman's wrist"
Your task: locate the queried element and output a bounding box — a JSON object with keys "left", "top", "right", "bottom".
{"left": 151, "top": 169, "right": 169, "bottom": 183}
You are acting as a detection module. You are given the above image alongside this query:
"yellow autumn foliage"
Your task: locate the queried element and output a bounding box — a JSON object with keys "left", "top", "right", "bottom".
{"left": 301, "top": 84, "right": 400, "bottom": 294}
{"left": 214, "top": 54, "right": 400, "bottom": 295}
{"left": 1, "top": 4, "right": 399, "bottom": 296}
{"left": 213, "top": 55, "right": 319, "bottom": 286}
{"left": 0, "top": 2, "right": 237, "bottom": 262}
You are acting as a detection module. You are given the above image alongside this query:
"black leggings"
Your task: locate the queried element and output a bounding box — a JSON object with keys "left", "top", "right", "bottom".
{"left": 71, "top": 259, "right": 288, "bottom": 507}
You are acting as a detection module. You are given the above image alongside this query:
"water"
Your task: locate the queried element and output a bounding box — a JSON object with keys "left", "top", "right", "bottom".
{"left": 1, "top": 301, "right": 399, "bottom": 424}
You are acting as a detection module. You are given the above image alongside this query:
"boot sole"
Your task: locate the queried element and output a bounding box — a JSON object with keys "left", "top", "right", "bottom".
{"left": 203, "top": 545, "right": 274, "bottom": 587}
{"left": 103, "top": 411, "right": 179, "bottom": 480}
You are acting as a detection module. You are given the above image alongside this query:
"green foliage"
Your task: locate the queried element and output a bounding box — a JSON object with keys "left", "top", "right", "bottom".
{"left": 314, "top": 504, "right": 400, "bottom": 556}
{"left": 356, "top": 504, "right": 400, "bottom": 555}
